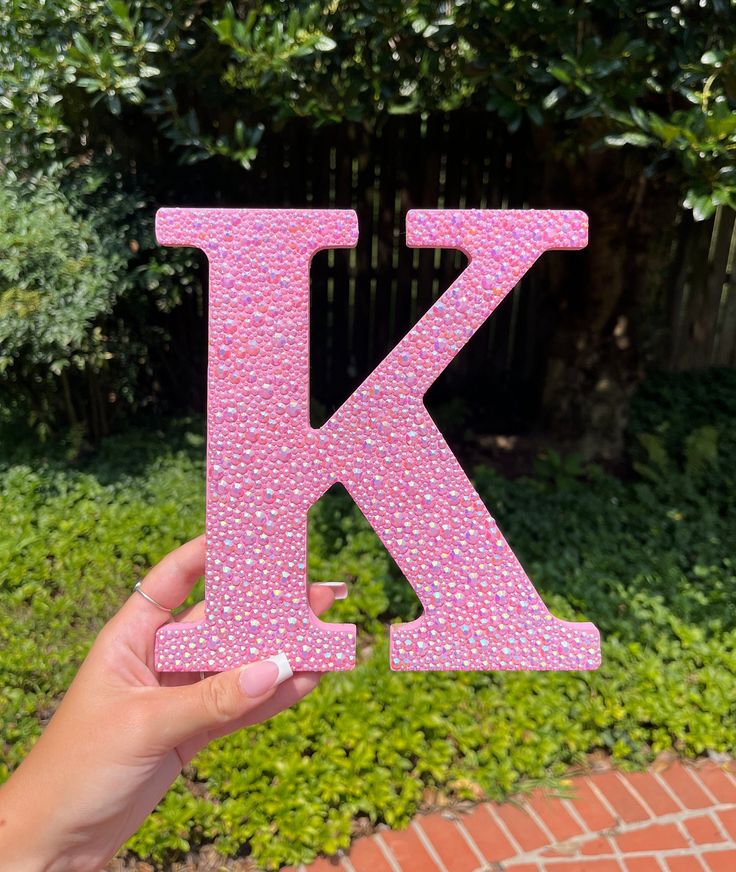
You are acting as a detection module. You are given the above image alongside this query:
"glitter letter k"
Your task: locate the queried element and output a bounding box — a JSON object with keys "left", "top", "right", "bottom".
{"left": 154, "top": 208, "right": 601, "bottom": 673}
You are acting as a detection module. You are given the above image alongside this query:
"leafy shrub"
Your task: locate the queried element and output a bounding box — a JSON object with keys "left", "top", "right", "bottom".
{"left": 0, "top": 171, "right": 132, "bottom": 434}
{"left": 628, "top": 368, "right": 736, "bottom": 463}
{"left": 0, "top": 169, "right": 203, "bottom": 439}
{"left": 626, "top": 369, "right": 736, "bottom": 511}
{"left": 1, "top": 372, "right": 735, "bottom": 868}
{"left": 1, "top": 1, "right": 733, "bottom": 214}
{"left": 0, "top": 174, "right": 125, "bottom": 370}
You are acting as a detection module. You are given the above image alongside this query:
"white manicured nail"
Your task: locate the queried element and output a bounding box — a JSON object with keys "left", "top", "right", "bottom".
{"left": 314, "top": 582, "right": 348, "bottom": 600}
{"left": 266, "top": 653, "right": 293, "bottom": 684}
{"left": 239, "top": 654, "right": 293, "bottom": 697}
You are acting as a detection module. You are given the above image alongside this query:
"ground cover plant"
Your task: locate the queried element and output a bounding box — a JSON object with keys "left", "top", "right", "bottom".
{"left": 1, "top": 371, "right": 735, "bottom": 869}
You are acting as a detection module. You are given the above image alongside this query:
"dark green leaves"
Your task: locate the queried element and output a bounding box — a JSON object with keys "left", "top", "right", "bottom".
{"left": 1, "top": 1, "right": 733, "bottom": 214}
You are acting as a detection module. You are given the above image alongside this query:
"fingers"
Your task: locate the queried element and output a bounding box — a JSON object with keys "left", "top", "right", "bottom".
{"left": 120, "top": 535, "right": 206, "bottom": 630}
{"left": 205, "top": 672, "right": 322, "bottom": 741}
{"left": 176, "top": 672, "right": 323, "bottom": 761}
{"left": 305, "top": 581, "right": 348, "bottom": 613}
{"left": 312, "top": 582, "right": 348, "bottom": 601}
{"left": 155, "top": 654, "right": 294, "bottom": 748}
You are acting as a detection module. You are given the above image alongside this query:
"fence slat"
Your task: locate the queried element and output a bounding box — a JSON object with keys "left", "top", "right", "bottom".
{"left": 414, "top": 115, "right": 444, "bottom": 324}
{"left": 712, "top": 213, "right": 736, "bottom": 366}
{"left": 226, "top": 112, "right": 732, "bottom": 433}
{"left": 309, "top": 127, "right": 331, "bottom": 414}
{"left": 330, "top": 129, "right": 354, "bottom": 403}
{"left": 373, "top": 121, "right": 399, "bottom": 365}
{"left": 394, "top": 116, "right": 419, "bottom": 340}
{"left": 353, "top": 127, "right": 377, "bottom": 388}
{"left": 673, "top": 208, "right": 735, "bottom": 369}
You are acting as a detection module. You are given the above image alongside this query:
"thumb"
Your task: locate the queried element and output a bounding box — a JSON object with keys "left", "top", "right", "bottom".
{"left": 159, "top": 654, "right": 293, "bottom": 747}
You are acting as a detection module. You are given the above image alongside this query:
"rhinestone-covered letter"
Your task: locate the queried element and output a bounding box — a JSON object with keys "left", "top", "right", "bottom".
{"left": 154, "top": 208, "right": 601, "bottom": 673}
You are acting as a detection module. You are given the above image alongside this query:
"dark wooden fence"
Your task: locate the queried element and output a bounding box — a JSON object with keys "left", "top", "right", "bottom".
{"left": 670, "top": 206, "right": 736, "bottom": 370}
{"left": 187, "top": 111, "right": 735, "bottom": 432}
{"left": 222, "top": 112, "right": 561, "bottom": 429}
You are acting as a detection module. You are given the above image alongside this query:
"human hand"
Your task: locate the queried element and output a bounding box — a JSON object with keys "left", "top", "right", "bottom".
{"left": 0, "top": 535, "right": 346, "bottom": 872}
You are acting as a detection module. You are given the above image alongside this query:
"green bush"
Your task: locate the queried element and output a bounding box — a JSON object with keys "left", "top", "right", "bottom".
{"left": 628, "top": 368, "right": 736, "bottom": 471}
{"left": 1, "top": 1, "right": 733, "bottom": 214}
{"left": 0, "top": 170, "right": 202, "bottom": 439}
{"left": 1, "top": 372, "right": 735, "bottom": 868}
{"left": 0, "top": 171, "right": 132, "bottom": 435}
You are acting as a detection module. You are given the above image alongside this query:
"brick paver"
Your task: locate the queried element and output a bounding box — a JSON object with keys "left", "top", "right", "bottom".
{"left": 346, "top": 835, "right": 394, "bottom": 872}
{"left": 292, "top": 760, "right": 736, "bottom": 871}
{"left": 566, "top": 777, "right": 618, "bottom": 832}
{"left": 461, "top": 803, "right": 515, "bottom": 861}
{"left": 615, "top": 823, "right": 687, "bottom": 853}
{"left": 624, "top": 858, "right": 663, "bottom": 872}
{"left": 703, "top": 847, "right": 736, "bottom": 871}
{"left": 684, "top": 814, "right": 726, "bottom": 845}
{"left": 660, "top": 763, "right": 713, "bottom": 810}
{"left": 415, "top": 815, "right": 479, "bottom": 872}
{"left": 625, "top": 772, "right": 680, "bottom": 817}
{"left": 529, "top": 790, "right": 583, "bottom": 843}
{"left": 592, "top": 771, "right": 649, "bottom": 823}
{"left": 379, "top": 824, "right": 438, "bottom": 871}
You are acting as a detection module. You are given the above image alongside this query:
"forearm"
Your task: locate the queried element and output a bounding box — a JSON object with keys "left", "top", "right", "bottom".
{"left": 0, "top": 776, "right": 71, "bottom": 872}
{"left": 0, "top": 726, "right": 105, "bottom": 872}
{"left": 0, "top": 540, "right": 330, "bottom": 872}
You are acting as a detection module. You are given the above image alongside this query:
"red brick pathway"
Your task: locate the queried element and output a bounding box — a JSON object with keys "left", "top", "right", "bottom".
{"left": 286, "top": 760, "right": 736, "bottom": 872}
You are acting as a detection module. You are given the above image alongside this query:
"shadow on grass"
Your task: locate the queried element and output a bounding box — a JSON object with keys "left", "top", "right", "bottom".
{"left": 0, "top": 413, "right": 206, "bottom": 484}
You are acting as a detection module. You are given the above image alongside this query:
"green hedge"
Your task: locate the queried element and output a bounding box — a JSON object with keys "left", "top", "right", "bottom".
{"left": 1, "top": 373, "right": 735, "bottom": 868}
{"left": 0, "top": 171, "right": 202, "bottom": 438}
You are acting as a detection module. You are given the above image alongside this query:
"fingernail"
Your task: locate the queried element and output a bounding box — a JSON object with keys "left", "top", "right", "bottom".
{"left": 239, "top": 654, "right": 292, "bottom": 697}
{"left": 314, "top": 582, "right": 348, "bottom": 600}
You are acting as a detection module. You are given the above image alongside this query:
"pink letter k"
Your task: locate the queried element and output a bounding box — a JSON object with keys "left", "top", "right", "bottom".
{"left": 154, "top": 208, "right": 600, "bottom": 672}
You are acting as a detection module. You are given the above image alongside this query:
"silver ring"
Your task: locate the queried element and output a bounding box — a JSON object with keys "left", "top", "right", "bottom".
{"left": 133, "top": 581, "right": 172, "bottom": 612}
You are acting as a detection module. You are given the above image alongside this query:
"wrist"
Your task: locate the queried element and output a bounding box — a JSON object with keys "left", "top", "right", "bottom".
{"left": 0, "top": 819, "right": 50, "bottom": 872}
{"left": 0, "top": 781, "right": 90, "bottom": 872}
{"left": 0, "top": 821, "right": 92, "bottom": 872}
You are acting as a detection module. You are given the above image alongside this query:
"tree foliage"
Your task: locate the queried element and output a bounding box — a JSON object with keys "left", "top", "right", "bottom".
{"left": 0, "top": 173, "right": 129, "bottom": 372}
{"left": 1, "top": 0, "right": 734, "bottom": 215}
{"left": 0, "top": 171, "right": 134, "bottom": 436}
{"left": 1, "top": 1, "right": 733, "bottom": 436}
